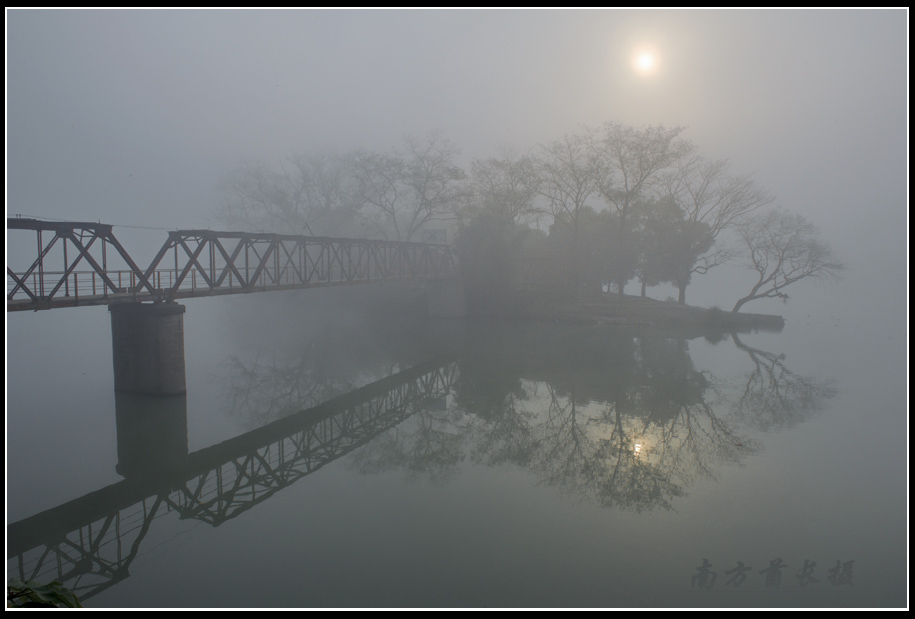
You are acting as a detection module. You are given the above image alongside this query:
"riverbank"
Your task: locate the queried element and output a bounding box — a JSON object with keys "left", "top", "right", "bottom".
{"left": 470, "top": 289, "right": 785, "bottom": 334}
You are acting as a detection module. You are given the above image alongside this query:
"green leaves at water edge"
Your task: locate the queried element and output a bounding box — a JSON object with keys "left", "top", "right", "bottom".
{"left": 7, "top": 578, "right": 82, "bottom": 608}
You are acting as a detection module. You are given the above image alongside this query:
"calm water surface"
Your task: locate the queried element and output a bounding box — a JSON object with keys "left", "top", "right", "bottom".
{"left": 6, "top": 288, "right": 908, "bottom": 608}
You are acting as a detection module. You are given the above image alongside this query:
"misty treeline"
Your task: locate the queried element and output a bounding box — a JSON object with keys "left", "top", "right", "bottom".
{"left": 215, "top": 123, "right": 844, "bottom": 312}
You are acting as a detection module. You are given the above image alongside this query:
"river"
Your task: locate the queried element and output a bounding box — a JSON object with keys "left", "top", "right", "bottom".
{"left": 5, "top": 285, "right": 908, "bottom": 608}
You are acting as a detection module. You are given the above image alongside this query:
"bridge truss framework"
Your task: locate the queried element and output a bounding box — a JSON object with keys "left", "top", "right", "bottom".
{"left": 7, "top": 218, "right": 458, "bottom": 311}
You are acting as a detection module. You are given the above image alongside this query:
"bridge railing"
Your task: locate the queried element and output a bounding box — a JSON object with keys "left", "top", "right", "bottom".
{"left": 6, "top": 268, "right": 254, "bottom": 303}
{"left": 7, "top": 219, "right": 458, "bottom": 311}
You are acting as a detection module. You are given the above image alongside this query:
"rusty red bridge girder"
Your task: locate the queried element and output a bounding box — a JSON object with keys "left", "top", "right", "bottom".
{"left": 7, "top": 218, "right": 458, "bottom": 311}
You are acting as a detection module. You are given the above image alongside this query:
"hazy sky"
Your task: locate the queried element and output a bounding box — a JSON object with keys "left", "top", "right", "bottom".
{"left": 5, "top": 8, "right": 909, "bottom": 316}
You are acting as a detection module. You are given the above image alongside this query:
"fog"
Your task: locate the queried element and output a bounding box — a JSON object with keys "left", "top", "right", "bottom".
{"left": 5, "top": 8, "right": 908, "bottom": 609}
{"left": 7, "top": 9, "right": 907, "bottom": 320}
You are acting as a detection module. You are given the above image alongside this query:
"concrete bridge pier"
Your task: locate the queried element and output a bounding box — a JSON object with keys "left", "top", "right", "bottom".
{"left": 109, "top": 302, "right": 187, "bottom": 395}
{"left": 115, "top": 392, "right": 189, "bottom": 479}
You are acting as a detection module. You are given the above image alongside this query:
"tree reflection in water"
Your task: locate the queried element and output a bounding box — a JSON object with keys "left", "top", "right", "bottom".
{"left": 223, "top": 323, "right": 837, "bottom": 513}
{"left": 727, "top": 332, "right": 839, "bottom": 432}
{"left": 220, "top": 308, "right": 445, "bottom": 431}
{"left": 223, "top": 352, "right": 360, "bottom": 430}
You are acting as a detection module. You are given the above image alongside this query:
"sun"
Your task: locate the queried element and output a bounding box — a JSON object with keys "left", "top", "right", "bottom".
{"left": 631, "top": 48, "right": 660, "bottom": 76}
{"left": 637, "top": 53, "right": 656, "bottom": 71}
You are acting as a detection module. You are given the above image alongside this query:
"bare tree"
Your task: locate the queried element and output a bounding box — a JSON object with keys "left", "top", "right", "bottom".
{"left": 597, "top": 122, "right": 692, "bottom": 220}
{"left": 216, "top": 152, "right": 362, "bottom": 236}
{"left": 467, "top": 147, "right": 541, "bottom": 226}
{"left": 536, "top": 130, "right": 603, "bottom": 235}
{"left": 659, "top": 156, "right": 775, "bottom": 304}
{"left": 731, "top": 209, "right": 845, "bottom": 313}
{"left": 352, "top": 132, "right": 467, "bottom": 242}
{"left": 349, "top": 149, "right": 406, "bottom": 239}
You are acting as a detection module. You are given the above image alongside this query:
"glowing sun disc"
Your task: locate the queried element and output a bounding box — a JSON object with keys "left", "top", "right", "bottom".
{"left": 632, "top": 49, "right": 659, "bottom": 75}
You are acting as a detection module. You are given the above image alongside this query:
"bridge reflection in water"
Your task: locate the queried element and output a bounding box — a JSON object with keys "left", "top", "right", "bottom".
{"left": 6, "top": 358, "right": 457, "bottom": 602}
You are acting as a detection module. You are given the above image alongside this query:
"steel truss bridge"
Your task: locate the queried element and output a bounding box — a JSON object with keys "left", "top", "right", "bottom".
{"left": 7, "top": 218, "right": 458, "bottom": 311}
{"left": 7, "top": 359, "right": 458, "bottom": 602}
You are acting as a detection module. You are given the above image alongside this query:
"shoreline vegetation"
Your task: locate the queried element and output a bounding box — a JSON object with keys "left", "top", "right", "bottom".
{"left": 463, "top": 288, "right": 785, "bottom": 334}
